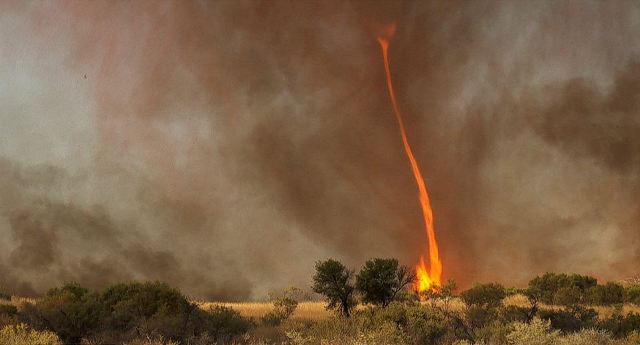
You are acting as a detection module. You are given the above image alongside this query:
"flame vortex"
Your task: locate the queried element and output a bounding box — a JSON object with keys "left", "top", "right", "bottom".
{"left": 377, "top": 24, "right": 443, "bottom": 292}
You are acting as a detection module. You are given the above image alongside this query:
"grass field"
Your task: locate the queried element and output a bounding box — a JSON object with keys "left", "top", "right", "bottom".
{"left": 199, "top": 301, "right": 331, "bottom": 321}
{"left": 8, "top": 294, "right": 638, "bottom": 321}
{"left": 3, "top": 292, "right": 640, "bottom": 344}
{"left": 198, "top": 295, "right": 640, "bottom": 321}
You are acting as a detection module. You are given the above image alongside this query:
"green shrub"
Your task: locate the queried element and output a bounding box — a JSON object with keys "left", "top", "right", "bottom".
{"left": 203, "top": 305, "right": 253, "bottom": 341}
{"left": 285, "top": 307, "right": 410, "bottom": 345}
{"left": 587, "top": 282, "right": 625, "bottom": 305}
{"left": 556, "top": 329, "right": 616, "bottom": 345}
{"left": 597, "top": 313, "right": 640, "bottom": 338}
{"left": 461, "top": 283, "right": 506, "bottom": 308}
{"left": 625, "top": 285, "right": 640, "bottom": 305}
{"left": 289, "top": 303, "right": 447, "bottom": 345}
{"left": 553, "top": 286, "right": 584, "bottom": 305}
{"left": 538, "top": 305, "right": 598, "bottom": 332}
{"left": 0, "top": 304, "right": 18, "bottom": 317}
{"left": 472, "top": 321, "right": 511, "bottom": 345}
{"left": 506, "top": 318, "right": 560, "bottom": 345}
{"left": 262, "top": 288, "right": 299, "bottom": 326}
{"left": 398, "top": 304, "right": 448, "bottom": 345}
{"left": 527, "top": 273, "right": 596, "bottom": 304}
{"left": 99, "top": 281, "right": 192, "bottom": 337}
{"left": 19, "top": 281, "right": 252, "bottom": 344}
{"left": 0, "top": 323, "right": 62, "bottom": 345}
{"left": 499, "top": 306, "right": 532, "bottom": 323}
{"left": 19, "top": 282, "right": 103, "bottom": 344}
{"left": 466, "top": 305, "right": 497, "bottom": 329}
{"left": 99, "top": 281, "right": 251, "bottom": 343}
{"left": 361, "top": 302, "right": 448, "bottom": 345}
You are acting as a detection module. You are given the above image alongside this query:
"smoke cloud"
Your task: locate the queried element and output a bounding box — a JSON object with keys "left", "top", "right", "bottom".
{"left": 0, "top": 1, "right": 638, "bottom": 298}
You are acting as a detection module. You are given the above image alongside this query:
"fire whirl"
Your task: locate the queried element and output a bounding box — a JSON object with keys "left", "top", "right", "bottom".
{"left": 377, "top": 24, "right": 443, "bottom": 294}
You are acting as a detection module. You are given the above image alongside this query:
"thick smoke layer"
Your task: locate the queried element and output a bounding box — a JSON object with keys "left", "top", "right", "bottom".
{"left": 0, "top": 1, "right": 638, "bottom": 298}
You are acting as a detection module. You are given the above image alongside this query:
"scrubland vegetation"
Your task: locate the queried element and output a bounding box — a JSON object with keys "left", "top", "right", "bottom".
{"left": 1, "top": 260, "right": 640, "bottom": 344}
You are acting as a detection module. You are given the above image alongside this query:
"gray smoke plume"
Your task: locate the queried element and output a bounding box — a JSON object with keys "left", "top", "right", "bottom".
{"left": 0, "top": 1, "right": 638, "bottom": 299}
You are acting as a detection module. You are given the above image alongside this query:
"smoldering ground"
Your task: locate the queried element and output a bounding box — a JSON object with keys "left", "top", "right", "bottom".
{"left": 0, "top": 1, "right": 638, "bottom": 299}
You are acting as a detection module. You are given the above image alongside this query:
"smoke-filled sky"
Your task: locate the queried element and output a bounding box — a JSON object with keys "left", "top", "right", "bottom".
{"left": 1, "top": 1, "right": 639, "bottom": 300}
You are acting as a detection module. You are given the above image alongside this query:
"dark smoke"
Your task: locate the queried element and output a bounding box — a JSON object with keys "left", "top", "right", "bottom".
{"left": 0, "top": 1, "right": 638, "bottom": 298}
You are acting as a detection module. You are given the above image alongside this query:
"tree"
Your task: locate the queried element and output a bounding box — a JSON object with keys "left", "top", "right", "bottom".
{"left": 355, "top": 258, "right": 416, "bottom": 307}
{"left": 312, "top": 259, "right": 357, "bottom": 317}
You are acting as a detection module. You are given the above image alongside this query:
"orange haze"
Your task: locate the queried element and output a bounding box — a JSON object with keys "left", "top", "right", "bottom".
{"left": 377, "top": 24, "right": 443, "bottom": 292}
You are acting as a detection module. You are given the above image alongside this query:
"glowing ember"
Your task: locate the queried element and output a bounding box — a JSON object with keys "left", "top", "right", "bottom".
{"left": 377, "top": 24, "right": 443, "bottom": 294}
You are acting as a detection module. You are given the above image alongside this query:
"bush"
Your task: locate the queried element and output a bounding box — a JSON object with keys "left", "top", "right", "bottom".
{"left": 527, "top": 273, "right": 596, "bottom": 305}
{"left": 203, "top": 305, "right": 253, "bottom": 341}
{"left": 19, "top": 281, "right": 252, "bottom": 344}
{"left": 587, "top": 282, "right": 625, "bottom": 305}
{"left": 99, "top": 281, "right": 250, "bottom": 343}
{"left": 466, "top": 305, "right": 498, "bottom": 329}
{"left": 285, "top": 313, "right": 408, "bottom": 345}
{"left": 98, "top": 281, "right": 193, "bottom": 338}
{"left": 499, "top": 306, "right": 532, "bottom": 323}
{"left": 506, "top": 318, "right": 560, "bottom": 345}
{"left": 285, "top": 302, "right": 447, "bottom": 345}
{"left": 461, "top": 283, "right": 506, "bottom": 308}
{"left": 471, "top": 321, "right": 512, "bottom": 345}
{"left": 597, "top": 313, "right": 640, "bottom": 338}
{"left": 556, "top": 329, "right": 616, "bottom": 345}
{"left": 364, "top": 303, "right": 448, "bottom": 345}
{"left": 0, "top": 323, "right": 62, "bottom": 345}
{"left": 0, "top": 304, "right": 18, "bottom": 317}
{"left": 538, "top": 305, "right": 598, "bottom": 332}
{"left": 18, "top": 282, "right": 103, "bottom": 344}
{"left": 262, "top": 287, "right": 299, "bottom": 326}
{"left": 553, "top": 286, "right": 584, "bottom": 305}
{"left": 457, "top": 327, "right": 623, "bottom": 345}
{"left": 625, "top": 285, "right": 640, "bottom": 305}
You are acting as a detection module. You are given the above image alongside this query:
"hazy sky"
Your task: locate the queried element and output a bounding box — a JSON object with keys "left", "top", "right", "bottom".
{"left": 1, "top": 1, "right": 639, "bottom": 299}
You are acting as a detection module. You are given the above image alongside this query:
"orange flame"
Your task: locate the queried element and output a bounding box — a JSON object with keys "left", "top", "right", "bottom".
{"left": 377, "top": 24, "right": 443, "bottom": 293}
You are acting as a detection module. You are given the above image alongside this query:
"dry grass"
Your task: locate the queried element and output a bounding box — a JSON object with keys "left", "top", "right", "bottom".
{"left": 592, "top": 304, "right": 640, "bottom": 319}
{"left": 199, "top": 301, "right": 332, "bottom": 320}
{"left": 0, "top": 296, "right": 36, "bottom": 308}
{"left": 503, "top": 294, "right": 640, "bottom": 319}
{"left": 423, "top": 297, "right": 467, "bottom": 313}
{"left": 503, "top": 294, "right": 531, "bottom": 307}
{"left": 201, "top": 299, "right": 469, "bottom": 321}
{"left": 192, "top": 296, "right": 640, "bottom": 323}
{"left": 7, "top": 292, "right": 640, "bottom": 322}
